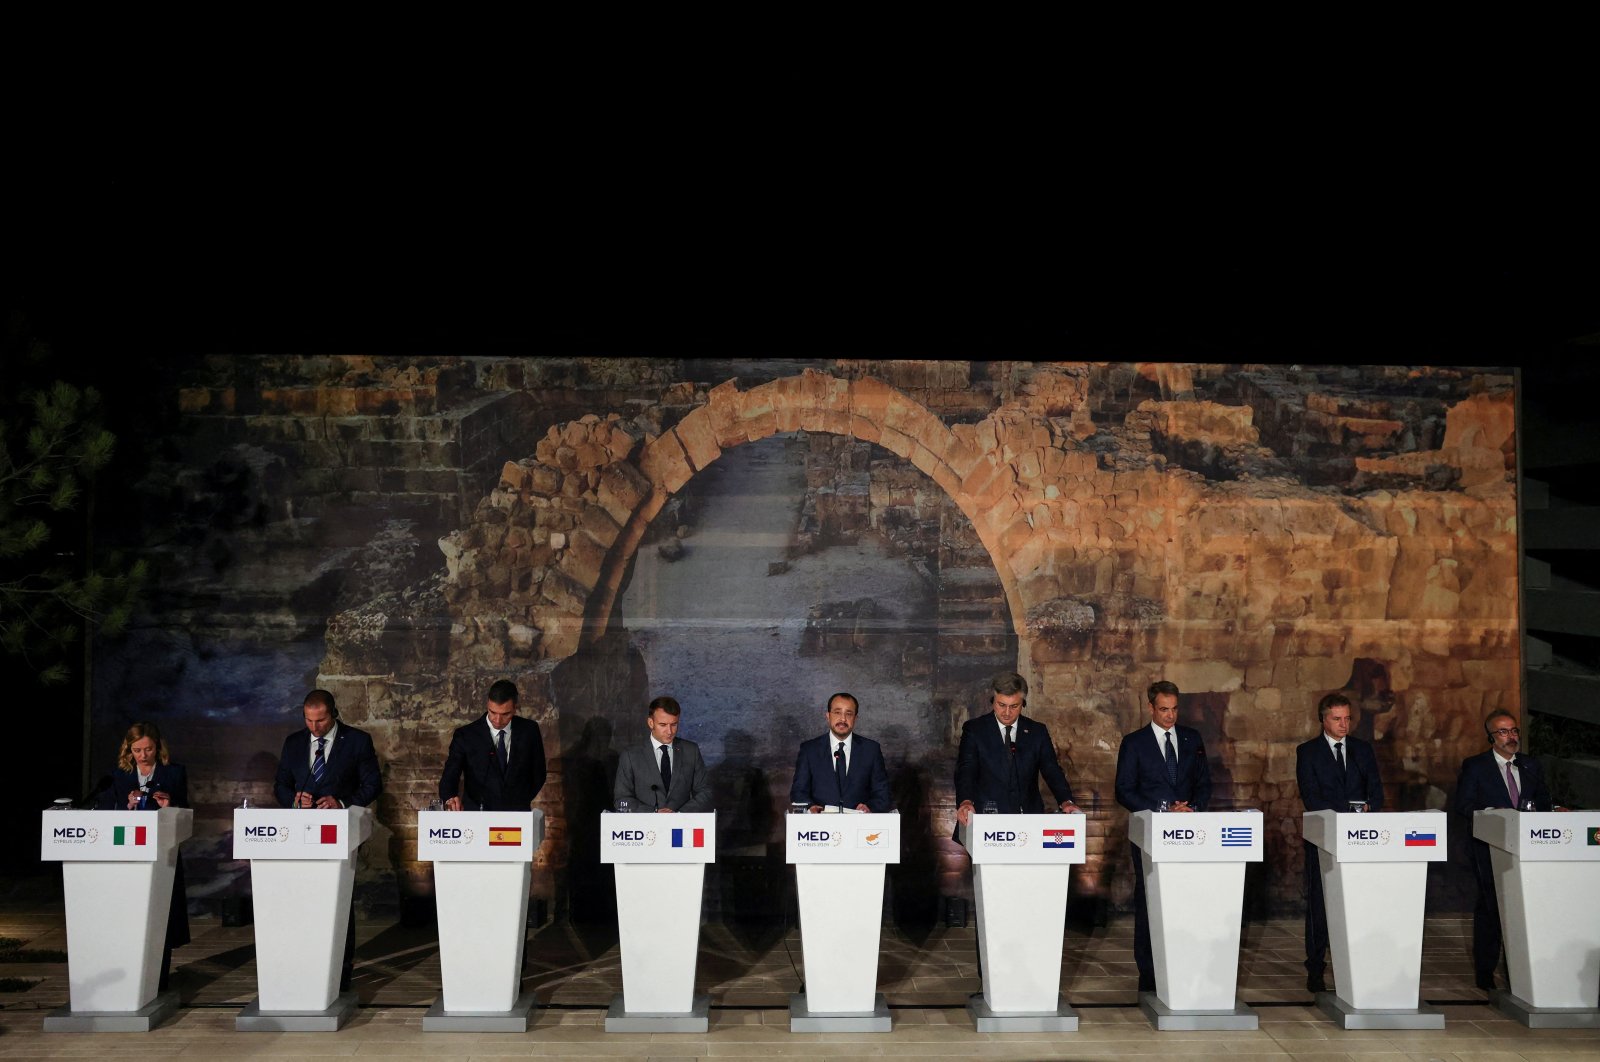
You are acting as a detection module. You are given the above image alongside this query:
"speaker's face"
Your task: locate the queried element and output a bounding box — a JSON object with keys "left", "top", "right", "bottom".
{"left": 303, "top": 703, "right": 336, "bottom": 739}
{"left": 131, "top": 737, "right": 159, "bottom": 772}
{"left": 1321, "top": 704, "right": 1352, "bottom": 740}
{"left": 826, "top": 697, "right": 858, "bottom": 738}
{"left": 1487, "top": 717, "right": 1520, "bottom": 758}
{"left": 646, "top": 708, "right": 679, "bottom": 745}
{"left": 992, "top": 691, "right": 1024, "bottom": 727}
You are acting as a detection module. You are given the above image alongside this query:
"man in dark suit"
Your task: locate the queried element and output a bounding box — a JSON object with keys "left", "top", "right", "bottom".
{"left": 1454, "top": 709, "right": 1557, "bottom": 991}
{"left": 954, "top": 672, "right": 1079, "bottom": 830}
{"left": 273, "top": 689, "right": 383, "bottom": 810}
{"left": 613, "top": 696, "right": 714, "bottom": 812}
{"left": 272, "top": 689, "right": 382, "bottom": 991}
{"left": 1295, "top": 691, "right": 1384, "bottom": 993}
{"left": 1115, "top": 679, "right": 1212, "bottom": 993}
{"left": 791, "top": 692, "right": 894, "bottom": 813}
{"left": 439, "top": 679, "right": 547, "bottom": 812}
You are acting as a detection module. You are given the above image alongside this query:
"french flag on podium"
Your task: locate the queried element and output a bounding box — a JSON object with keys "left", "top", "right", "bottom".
{"left": 671, "top": 828, "right": 705, "bottom": 848}
{"left": 1403, "top": 830, "right": 1437, "bottom": 847}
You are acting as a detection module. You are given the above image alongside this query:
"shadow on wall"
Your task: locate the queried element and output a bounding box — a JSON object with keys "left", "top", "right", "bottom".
{"left": 560, "top": 715, "right": 620, "bottom": 925}
{"left": 881, "top": 722, "right": 943, "bottom": 945}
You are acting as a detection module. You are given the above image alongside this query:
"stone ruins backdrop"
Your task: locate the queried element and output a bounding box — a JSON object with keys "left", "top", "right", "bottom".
{"left": 93, "top": 359, "right": 1519, "bottom": 921}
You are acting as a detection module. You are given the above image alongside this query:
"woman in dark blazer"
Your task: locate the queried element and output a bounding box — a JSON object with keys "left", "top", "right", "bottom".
{"left": 98, "top": 721, "right": 191, "bottom": 989}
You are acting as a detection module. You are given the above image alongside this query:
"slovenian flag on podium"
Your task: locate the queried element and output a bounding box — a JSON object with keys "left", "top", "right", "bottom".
{"left": 1404, "top": 830, "right": 1437, "bottom": 847}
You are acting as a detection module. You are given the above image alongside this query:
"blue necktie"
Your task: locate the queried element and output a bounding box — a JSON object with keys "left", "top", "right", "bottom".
{"left": 312, "top": 737, "right": 326, "bottom": 786}
{"left": 1164, "top": 730, "right": 1178, "bottom": 786}
{"left": 496, "top": 728, "right": 508, "bottom": 773}
{"left": 835, "top": 741, "right": 847, "bottom": 803}
{"left": 659, "top": 743, "right": 673, "bottom": 794}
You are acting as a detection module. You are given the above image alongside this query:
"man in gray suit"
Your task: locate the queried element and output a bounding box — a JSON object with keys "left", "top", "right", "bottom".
{"left": 613, "top": 696, "right": 714, "bottom": 813}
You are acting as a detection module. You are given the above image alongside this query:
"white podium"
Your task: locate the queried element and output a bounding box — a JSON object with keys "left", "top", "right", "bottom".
{"left": 600, "top": 811, "right": 715, "bottom": 1032}
{"left": 1129, "top": 810, "right": 1262, "bottom": 1030}
{"left": 1303, "top": 810, "right": 1447, "bottom": 1028}
{"left": 785, "top": 811, "right": 899, "bottom": 1031}
{"left": 959, "top": 812, "right": 1086, "bottom": 1032}
{"left": 40, "top": 807, "right": 192, "bottom": 1031}
{"left": 417, "top": 810, "right": 543, "bottom": 1031}
{"left": 233, "top": 806, "right": 372, "bottom": 1031}
{"left": 1474, "top": 810, "right": 1600, "bottom": 1028}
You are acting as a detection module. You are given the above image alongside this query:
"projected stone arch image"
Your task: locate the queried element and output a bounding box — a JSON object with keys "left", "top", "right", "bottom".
{"left": 300, "top": 362, "right": 1519, "bottom": 920}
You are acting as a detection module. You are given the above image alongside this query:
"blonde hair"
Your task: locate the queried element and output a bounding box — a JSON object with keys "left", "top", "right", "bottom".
{"left": 117, "top": 722, "right": 171, "bottom": 773}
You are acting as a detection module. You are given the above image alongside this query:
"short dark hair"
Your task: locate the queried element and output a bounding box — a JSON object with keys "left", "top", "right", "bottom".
{"left": 1484, "top": 710, "right": 1518, "bottom": 738}
{"left": 303, "top": 689, "right": 337, "bottom": 718}
{"left": 1317, "top": 692, "right": 1351, "bottom": 720}
{"left": 487, "top": 679, "right": 519, "bottom": 706}
{"left": 648, "top": 695, "right": 681, "bottom": 718}
{"left": 1147, "top": 680, "right": 1180, "bottom": 704}
{"left": 990, "top": 672, "right": 1028, "bottom": 699}
{"left": 827, "top": 692, "right": 859, "bottom": 713}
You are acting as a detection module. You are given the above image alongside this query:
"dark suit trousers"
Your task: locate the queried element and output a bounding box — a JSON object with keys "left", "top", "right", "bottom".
{"left": 1303, "top": 841, "right": 1328, "bottom": 973}
{"left": 1130, "top": 842, "right": 1153, "bottom": 980}
{"left": 342, "top": 900, "right": 356, "bottom": 989}
{"left": 1471, "top": 846, "right": 1502, "bottom": 982}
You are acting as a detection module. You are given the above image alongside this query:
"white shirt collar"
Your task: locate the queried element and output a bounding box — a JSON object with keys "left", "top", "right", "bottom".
{"left": 488, "top": 716, "right": 511, "bottom": 741}
{"left": 829, "top": 732, "right": 854, "bottom": 753}
{"left": 1493, "top": 749, "right": 1517, "bottom": 769}
{"left": 1149, "top": 721, "right": 1175, "bottom": 743}
{"left": 651, "top": 736, "right": 673, "bottom": 754}
{"left": 1324, "top": 732, "right": 1347, "bottom": 753}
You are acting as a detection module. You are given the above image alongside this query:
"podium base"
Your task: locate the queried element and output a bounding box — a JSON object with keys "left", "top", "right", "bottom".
{"left": 236, "top": 991, "right": 358, "bottom": 1032}
{"left": 1138, "top": 992, "right": 1258, "bottom": 1031}
{"left": 1491, "top": 989, "right": 1600, "bottom": 1029}
{"left": 44, "top": 989, "right": 180, "bottom": 1032}
{"left": 789, "top": 991, "right": 891, "bottom": 1032}
{"left": 966, "top": 993, "right": 1079, "bottom": 1032}
{"left": 422, "top": 992, "right": 537, "bottom": 1032}
{"left": 603, "top": 993, "right": 710, "bottom": 1033}
{"left": 1316, "top": 991, "right": 1445, "bottom": 1029}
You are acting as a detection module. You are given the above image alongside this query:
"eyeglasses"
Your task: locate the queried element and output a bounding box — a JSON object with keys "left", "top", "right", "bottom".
{"left": 1490, "top": 727, "right": 1520, "bottom": 737}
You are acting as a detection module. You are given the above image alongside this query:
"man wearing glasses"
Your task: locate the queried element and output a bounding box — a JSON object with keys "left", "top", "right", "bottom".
{"left": 1453, "top": 710, "right": 1557, "bottom": 992}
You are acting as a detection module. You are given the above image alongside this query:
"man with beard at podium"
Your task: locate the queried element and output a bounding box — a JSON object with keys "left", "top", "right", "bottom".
{"left": 1454, "top": 709, "right": 1558, "bottom": 992}
{"left": 273, "top": 689, "right": 382, "bottom": 991}
{"left": 791, "top": 692, "right": 894, "bottom": 813}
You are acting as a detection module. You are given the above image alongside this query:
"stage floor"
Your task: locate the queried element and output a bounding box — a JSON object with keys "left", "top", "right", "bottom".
{"left": 2, "top": 908, "right": 1594, "bottom": 1059}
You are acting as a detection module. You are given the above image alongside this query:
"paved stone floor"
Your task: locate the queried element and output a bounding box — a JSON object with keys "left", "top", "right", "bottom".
{"left": 2, "top": 907, "right": 1596, "bottom": 1059}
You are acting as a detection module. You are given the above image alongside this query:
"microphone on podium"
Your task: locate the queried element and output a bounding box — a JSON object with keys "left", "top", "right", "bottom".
{"left": 650, "top": 784, "right": 661, "bottom": 810}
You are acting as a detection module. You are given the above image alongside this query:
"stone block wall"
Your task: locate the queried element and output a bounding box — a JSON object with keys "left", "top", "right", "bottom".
{"left": 98, "top": 359, "right": 1520, "bottom": 915}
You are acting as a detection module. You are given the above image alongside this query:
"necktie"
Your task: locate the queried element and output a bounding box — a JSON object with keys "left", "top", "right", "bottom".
{"left": 1164, "top": 730, "right": 1178, "bottom": 786}
{"left": 1505, "top": 761, "right": 1521, "bottom": 807}
{"left": 835, "top": 741, "right": 848, "bottom": 803}
{"left": 1005, "top": 724, "right": 1015, "bottom": 754}
{"left": 496, "top": 728, "right": 508, "bottom": 773}
{"left": 659, "top": 743, "right": 672, "bottom": 795}
{"left": 1335, "top": 741, "right": 1346, "bottom": 774}
{"left": 312, "top": 737, "right": 326, "bottom": 786}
